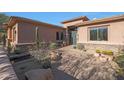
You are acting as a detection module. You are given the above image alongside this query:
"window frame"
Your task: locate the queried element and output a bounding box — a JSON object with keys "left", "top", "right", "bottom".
{"left": 89, "top": 26, "right": 108, "bottom": 41}
{"left": 56, "top": 32, "right": 65, "bottom": 41}
{"left": 56, "top": 32, "right": 59, "bottom": 41}
{"left": 60, "top": 32, "right": 64, "bottom": 40}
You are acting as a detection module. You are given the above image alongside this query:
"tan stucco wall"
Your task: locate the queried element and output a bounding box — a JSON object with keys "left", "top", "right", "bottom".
{"left": 77, "top": 20, "right": 124, "bottom": 45}
{"left": 17, "top": 22, "right": 64, "bottom": 44}
{"left": 7, "top": 23, "right": 18, "bottom": 46}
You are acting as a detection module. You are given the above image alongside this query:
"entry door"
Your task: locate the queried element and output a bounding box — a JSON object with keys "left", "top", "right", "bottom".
{"left": 71, "top": 31, "right": 77, "bottom": 45}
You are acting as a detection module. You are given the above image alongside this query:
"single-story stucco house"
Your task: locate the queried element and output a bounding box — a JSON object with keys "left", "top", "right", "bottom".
{"left": 62, "top": 14, "right": 124, "bottom": 52}
{"left": 5, "top": 14, "right": 124, "bottom": 52}
{"left": 6, "top": 16, "right": 65, "bottom": 49}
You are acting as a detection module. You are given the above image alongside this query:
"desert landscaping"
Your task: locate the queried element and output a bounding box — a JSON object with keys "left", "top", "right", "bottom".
{"left": 1, "top": 13, "right": 124, "bottom": 80}
{"left": 1, "top": 43, "right": 123, "bottom": 80}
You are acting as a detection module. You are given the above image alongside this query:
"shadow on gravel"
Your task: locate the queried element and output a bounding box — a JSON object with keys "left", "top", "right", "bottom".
{"left": 51, "top": 62, "right": 76, "bottom": 80}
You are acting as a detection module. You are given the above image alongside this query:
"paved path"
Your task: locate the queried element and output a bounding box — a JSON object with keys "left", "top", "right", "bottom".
{"left": 0, "top": 47, "right": 18, "bottom": 80}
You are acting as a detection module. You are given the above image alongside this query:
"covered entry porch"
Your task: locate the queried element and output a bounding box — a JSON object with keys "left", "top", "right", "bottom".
{"left": 66, "top": 26, "right": 78, "bottom": 45}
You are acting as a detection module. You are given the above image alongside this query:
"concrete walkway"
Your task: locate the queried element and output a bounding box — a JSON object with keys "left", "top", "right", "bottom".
{"left": 0, "top": 47, "right": 18, "bottom": 80}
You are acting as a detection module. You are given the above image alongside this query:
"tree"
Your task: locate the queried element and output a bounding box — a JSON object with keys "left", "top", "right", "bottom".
{"left": 0, "top": 13, "right": 9, "bottom": 45}
{"left": 0, "top": 13, "right": 9, "bottom": 33}
{"left": 0, "top": 13, "right": 9, "bottom": 24}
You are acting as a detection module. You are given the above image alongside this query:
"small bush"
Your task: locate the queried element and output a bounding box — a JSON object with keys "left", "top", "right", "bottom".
{"left": 49, "top": 43, "right": 57, "bottom": 50}
{"left": 42, "top": 61, "right": 51, "bottom": 69}
{"left": 7, "top": 41, "right": 13, "bottom": 54}
{"left": 14, "top": 48, "right": 22, "bottom": 54}
{"left": 116, "top": 68, "right": 124, "bottom": 78}
{"left": 102, "top": 50, "right": 113, "bottom": 55}
{"left": 115, "top": 54, "right": 124, "bottom": 68}
{"left": 96, "top": 49, "right": 101, "bottom": 53}
{"left": 77, "top": 43, "right": 84, "bottom": 50}
{"left": 39, "top": 42, "right": 47, "bottom": 49}
{"left": 96, "top": 49, "right": 113, "bottom": 55}
{"left": 73, "top": 45, "right": 77, "bottom": 49}
{"left": 114, "top": 55, "right": 124, "bottom": 79}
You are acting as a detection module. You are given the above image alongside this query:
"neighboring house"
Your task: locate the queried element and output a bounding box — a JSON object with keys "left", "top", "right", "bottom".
{"left": 6, "top": 16, "right": 65, "bottom": 49}
{"left": 62, "top": 15, "right": 124, "bottom": 52}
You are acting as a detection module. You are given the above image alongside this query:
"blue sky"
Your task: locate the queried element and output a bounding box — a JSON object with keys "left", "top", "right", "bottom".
{"left": 4, "top": 12, "right": 124, "bottom": 26}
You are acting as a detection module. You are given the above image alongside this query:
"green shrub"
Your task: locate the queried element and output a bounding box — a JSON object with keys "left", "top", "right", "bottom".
{"left": 114, "top": 55, "right": 124, "bottom": 78}
{"left": 102, "top": 50, "right": 113, "bottom": 55}
{"left": 7, "top": 41, "right": 12, "bottom": 53}
{"left": 39, "top": 42, "right": 47, "bottom": 48}
{"left": 96, "top": 49, "right": 113, "bottom": 55}
{"left": 42, "top": 61, "right": 51, "bottom": 69}
{"left": 77, "top": 43, "right": 84, "bottom": 50}
{"left": 117, "top": 60, "right": 124, "bottom": 68}
{"left": 115, "top": 54, "right": 124, "bottom": 68}
{"left": 96, "top": 49, "right": 101, "bottom": 53}
{"left": 116, "top": 68, "right": 124, "bottom": 78}
{"left": 49, "top": 43, "right": 57, "bottom": 50}
{"left": 73, "top": 45, "right": 77, "bottom": 49}
{"left": 14, "top": 48, "right": 22, "bottom": 54}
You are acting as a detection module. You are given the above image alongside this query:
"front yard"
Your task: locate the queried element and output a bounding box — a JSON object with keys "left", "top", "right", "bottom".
{"left": 8, "top": 45, "right": 124, "bottom": 80}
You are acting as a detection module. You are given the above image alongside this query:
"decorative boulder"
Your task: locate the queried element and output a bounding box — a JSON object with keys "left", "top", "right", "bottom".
{"left": 25, "top": 68, "right": 54, "bottom": 80}
{"left": 50, "top": 51, "right": 62, "bottom": 62}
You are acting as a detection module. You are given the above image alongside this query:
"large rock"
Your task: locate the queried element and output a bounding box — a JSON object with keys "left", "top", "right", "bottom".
{"left": 50, "top": 51, "right": 62, "bottom": 62}
{"left": 0, "top": 49, "right": 18, "bottom": 80}
{"left": 57, "top": 51, "right": 120, "bottom": 80}
{"left": 25, "top": 68, "right": 54, "bottom": 80}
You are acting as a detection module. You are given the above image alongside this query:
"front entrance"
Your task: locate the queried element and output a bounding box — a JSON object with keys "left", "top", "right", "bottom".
{"left": 67, "top": 26, "right": 77, "bottom": 45}
{"left": 69, "top": 31, "right": 77, "bottom": 45}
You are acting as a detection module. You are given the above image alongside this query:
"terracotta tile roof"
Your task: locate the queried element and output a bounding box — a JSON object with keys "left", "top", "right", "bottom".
{"left": 76, "top": 14, "right": 124, "bottom": 27}
{"left": 8, "top": 16, "right": 65, "bottom": 30}
{"left": 61, "top": 16, "right": 89, "bottom": 24}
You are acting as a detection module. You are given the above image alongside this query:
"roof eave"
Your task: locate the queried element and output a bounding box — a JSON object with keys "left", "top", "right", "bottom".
{"left": 7, "top": 16, "right": 65, "bottom": 30}
{"left": 61, "top": 16, "right": 89, "bottom": 24}
{"left": 77, "top": 16, "right": 124, "bottom": 27}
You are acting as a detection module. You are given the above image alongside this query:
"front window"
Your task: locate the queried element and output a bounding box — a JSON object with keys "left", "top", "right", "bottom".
{"left": 56, "top": 32, "right": 65, "bottom": 41}
{"left": 89, "top": 26, "right": 108, "bottom": 41}
{"left": 60, "top": 32, "right": 64, "bottom": 40}
{"left": 56, "top": 32, "right": 59, "bottom": 40}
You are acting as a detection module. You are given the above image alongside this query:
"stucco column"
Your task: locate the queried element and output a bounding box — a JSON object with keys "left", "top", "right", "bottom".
{"left": 65, "top": 28, "right": 69, "bottom": 45}
{"left": 6, "top": 27, "right": 11, "bottom": 47}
